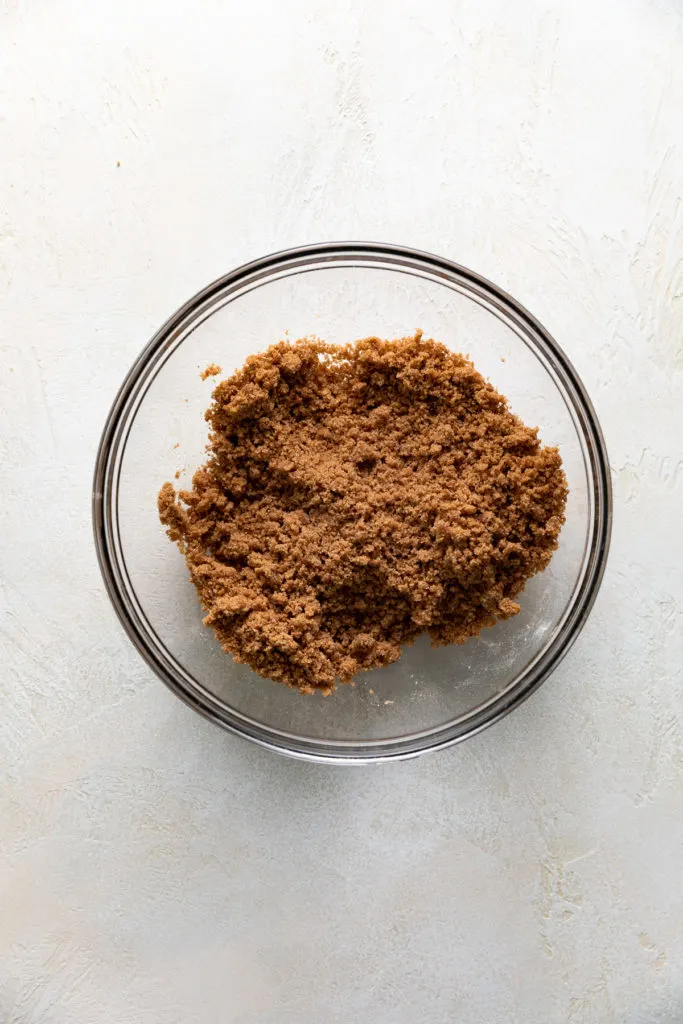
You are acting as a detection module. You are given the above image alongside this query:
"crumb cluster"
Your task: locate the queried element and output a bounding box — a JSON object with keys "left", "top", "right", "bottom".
{"left": 200, "top": 363, "right": 222, "bottom": 381}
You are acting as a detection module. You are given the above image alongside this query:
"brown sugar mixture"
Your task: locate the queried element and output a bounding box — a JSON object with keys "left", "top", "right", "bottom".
{"left": 158, "top": 333, "right": 567, "bottom": 694}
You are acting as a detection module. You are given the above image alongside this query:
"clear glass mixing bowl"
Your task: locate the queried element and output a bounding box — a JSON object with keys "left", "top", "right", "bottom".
{"left": 93, "top": 243, "right": 612, "bottom": 763}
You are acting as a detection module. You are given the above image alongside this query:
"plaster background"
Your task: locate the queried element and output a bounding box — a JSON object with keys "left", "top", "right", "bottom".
{"left": 1, "top": 1, "right": 682, "bottom": 1021}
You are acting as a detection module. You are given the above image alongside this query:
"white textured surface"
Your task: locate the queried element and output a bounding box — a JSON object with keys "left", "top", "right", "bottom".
{"left": 1, "top": 1, "right": 682, "bottom": 1021}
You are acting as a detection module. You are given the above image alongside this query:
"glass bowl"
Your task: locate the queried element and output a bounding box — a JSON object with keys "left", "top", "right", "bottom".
{"left": 93, "top": 243, "right": 611, "bottom": 763}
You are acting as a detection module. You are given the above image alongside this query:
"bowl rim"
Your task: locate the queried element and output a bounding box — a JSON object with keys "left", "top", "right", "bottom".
{"left": 93, "top": 241, "right": 612, "bottom": 764}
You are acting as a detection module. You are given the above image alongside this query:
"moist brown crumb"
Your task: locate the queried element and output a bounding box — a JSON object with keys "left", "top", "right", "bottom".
{"left": 158, "top": 333, "right": 567, "bottom": 695}
{"left": 200, "top": 363, "right": 222, "bottom": 381}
